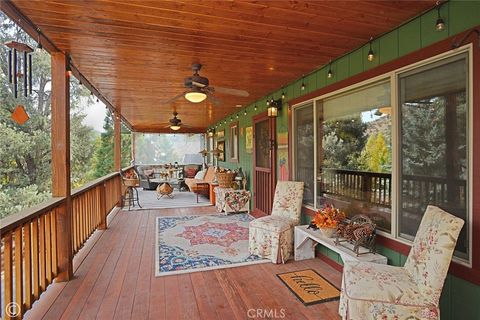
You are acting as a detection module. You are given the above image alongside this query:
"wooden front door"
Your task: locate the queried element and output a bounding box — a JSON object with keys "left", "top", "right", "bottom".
{"left": 253, "top": 113, "right": 276, "bottom": 215}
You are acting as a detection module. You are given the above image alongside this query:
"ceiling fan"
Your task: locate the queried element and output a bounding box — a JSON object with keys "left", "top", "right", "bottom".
{"left": 160, "top": 111, "right": 191, "bottom": 131}
{"left": 163, "top": 63, "right": 249, "bottom": 105}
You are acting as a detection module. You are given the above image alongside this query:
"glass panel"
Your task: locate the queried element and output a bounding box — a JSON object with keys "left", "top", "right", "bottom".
{"left": 317, "top": 81, "right": 392, "bottom": 232}
{"left": 255, "top": 119, "right": 270, "bottom": 168}
{"left": 134, "top": 134, "right": 203, "bottom": 164}
{"left": 399, "top": 54, "right": 468, "bottom": 259}
{"left": 294, "top": 104, "right": 314, "bottom": 206}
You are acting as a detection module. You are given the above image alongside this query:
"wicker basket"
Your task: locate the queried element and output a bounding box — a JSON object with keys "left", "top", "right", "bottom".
{"left": 216, "top": 172, "right": 235, "bottom": 188}
{"left": 123, "top": 178, "right": 139, "bottom": 187}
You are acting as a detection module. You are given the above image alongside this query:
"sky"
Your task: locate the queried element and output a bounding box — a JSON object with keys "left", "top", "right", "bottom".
{"left": 82, "top": 99, "right": 108, "bottom": 132}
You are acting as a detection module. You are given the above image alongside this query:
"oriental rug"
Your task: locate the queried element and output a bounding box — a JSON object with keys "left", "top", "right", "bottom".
{"left": 155, "top": 213, "right": 267, "bottom": 276}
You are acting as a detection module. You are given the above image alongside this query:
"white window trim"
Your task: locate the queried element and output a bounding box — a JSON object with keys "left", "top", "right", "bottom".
{"left": 291, "top": 44, "right": 473, "bottom": 266}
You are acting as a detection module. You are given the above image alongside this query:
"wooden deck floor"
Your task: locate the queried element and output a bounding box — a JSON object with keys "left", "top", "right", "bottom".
{"left": 25, "top": 206, "right": 341, "bottom": 320}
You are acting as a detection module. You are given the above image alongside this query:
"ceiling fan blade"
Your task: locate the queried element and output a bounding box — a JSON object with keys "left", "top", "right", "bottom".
{"left": 212, "top": 86, "right": 249, "bottom": 97}
{"left": 162, "top": 91, "right": 186, "bottom": 104}
{"left": 192, "top": 80, "right": 207, "bottom": 88}
{"left": 206, "top": 92, "right": 221, "bottom": 106}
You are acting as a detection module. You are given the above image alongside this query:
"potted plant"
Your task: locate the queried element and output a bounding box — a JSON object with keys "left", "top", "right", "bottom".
{"left": 311, "top": 205, "right": 346, "bottom": 238}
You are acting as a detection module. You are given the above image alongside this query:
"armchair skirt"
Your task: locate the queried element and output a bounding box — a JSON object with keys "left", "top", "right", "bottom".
{"left": 249, "top": 216, "right": 296, "bottom": 264}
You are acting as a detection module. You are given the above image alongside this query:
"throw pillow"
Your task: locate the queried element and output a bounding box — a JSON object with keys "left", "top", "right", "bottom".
{"left": 185, "top": 167, "right": 198, "bottom": 178}
{"left": 194, "top": 169, "right": 207, "bottom": 180}
{"left": 143, "top": 169, "right": 154, "bottom": 178}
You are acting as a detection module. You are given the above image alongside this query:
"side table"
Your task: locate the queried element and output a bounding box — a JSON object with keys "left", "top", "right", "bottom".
{"left": 294, "top": 225, "right": 387, "bottom": 264}
{"left": 209, "top": 183, "right": 218, "bottom": 205}
{"left": 214, "top": 187, "right": 251, "bottom": 214}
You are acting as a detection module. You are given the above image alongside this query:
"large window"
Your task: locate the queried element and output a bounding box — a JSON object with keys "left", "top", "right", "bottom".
{"left": 317, "top": 81, "right": 392, "bottom": 231}
{"left": 292, "top": 49, "right": 471, "bottom": 262}
{"left": 399, "top": 54, "right": 469, "bottom": 259}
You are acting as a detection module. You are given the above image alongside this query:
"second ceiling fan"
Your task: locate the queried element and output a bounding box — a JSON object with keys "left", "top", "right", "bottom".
{"left": 163, "top": 63, "right": 249, "bottom": 105}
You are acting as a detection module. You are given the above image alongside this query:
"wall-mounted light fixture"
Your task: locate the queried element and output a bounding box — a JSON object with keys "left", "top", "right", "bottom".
{"left": 435, "top": 1, "right": 445, "bottom": 31}
{"left": 207, "top": 128, "right": 215, "bottom": 137}
{"left": 267, "top": 98, "right": 282, "bottom": 118}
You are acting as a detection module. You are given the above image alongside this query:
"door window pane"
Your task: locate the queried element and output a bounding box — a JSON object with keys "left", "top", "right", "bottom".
{"left": 255, "top": 119, "right": 270, "bottom": 168}
{"left": 317, "top": 81, "right": 392, "bottom": 231}
{"left": 399, "top": 54, "right": 468, "bottom": 259}
{"left": 294, "top": 104, "right": 314, "bottom": 206}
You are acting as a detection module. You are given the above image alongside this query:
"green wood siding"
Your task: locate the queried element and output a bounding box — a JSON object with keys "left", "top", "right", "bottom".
{"left": 210, "top": 2, "right": 480, "bottom": 319}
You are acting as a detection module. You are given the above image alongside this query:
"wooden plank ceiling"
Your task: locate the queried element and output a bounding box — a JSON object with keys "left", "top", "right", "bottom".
{"left": 12, "top": 0, "right": 434, "bottom": 132}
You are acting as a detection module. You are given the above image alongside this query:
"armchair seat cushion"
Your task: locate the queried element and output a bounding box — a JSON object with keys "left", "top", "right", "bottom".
{"left": 249, "top": 215, "right": 296, "bottom": 233}
{"left": 343, "top": 261, "right": 433, "bottom": 308}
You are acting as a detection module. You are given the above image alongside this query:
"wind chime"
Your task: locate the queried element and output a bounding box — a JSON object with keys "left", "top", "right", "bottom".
{"left": 4, "top": 40, "right": 34, "bottom": 124}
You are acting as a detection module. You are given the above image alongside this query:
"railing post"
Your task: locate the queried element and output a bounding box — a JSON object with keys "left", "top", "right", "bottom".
{"left": 51, "top": 52, "right": 73, "bottom": 281}
{"left": 114, "top": 111, "right": 122, "bottom": 206}
{"left": 99, "top": 182, "right": 107, "bottom": 230}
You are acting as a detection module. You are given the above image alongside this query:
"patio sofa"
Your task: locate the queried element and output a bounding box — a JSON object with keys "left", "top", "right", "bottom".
{"left": 185, "top": 166, "right": 216, "bottom": 202}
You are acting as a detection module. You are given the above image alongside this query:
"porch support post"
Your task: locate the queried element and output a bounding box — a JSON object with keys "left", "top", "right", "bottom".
{"left": 131, "top": 131, "right": 136, "bottom": 164}
{"left": 114, "top": 111, "right": 122, "bottom": 205}
{"left": 51, "top": 52, "right": 73, "bottom": 281}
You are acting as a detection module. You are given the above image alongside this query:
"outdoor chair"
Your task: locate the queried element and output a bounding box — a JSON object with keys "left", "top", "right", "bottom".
{"left": 249, "top": 181, "right": 304, "bottom": 263}
{"left": 339, "top": 205, "right": 464, "bottom": 320}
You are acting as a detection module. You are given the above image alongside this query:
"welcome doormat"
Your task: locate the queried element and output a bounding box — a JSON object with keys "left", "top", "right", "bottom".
{"left": 277, "top": 269, "right": 340, "bottom": 306}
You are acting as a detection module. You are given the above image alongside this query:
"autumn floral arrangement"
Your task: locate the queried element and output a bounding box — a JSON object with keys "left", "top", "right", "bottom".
{"left": 123, "top": 169, "right": 137, "bottom": 179}
{"left": 309, "top": 205, "right": 346, "bottom": 237}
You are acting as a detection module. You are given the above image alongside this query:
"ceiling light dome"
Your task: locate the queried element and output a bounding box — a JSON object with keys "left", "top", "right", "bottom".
{"left": 185, "top": 87, "right": 207, "bottom": 103}
{"left": 170, "top": 124, "right": 181, "bottom": 131}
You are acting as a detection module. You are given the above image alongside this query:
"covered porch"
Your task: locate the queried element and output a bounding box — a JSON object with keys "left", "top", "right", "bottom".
{"left": 1, "top": 1, "right": 480, "bottom": 320}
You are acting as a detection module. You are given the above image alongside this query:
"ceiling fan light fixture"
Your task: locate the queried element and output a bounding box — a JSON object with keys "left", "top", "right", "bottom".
{"left": 185, "top": 87, "right": 207, "bottom": 103}
{"left": 170, "top": 124, "right": 181, "bottom": 131}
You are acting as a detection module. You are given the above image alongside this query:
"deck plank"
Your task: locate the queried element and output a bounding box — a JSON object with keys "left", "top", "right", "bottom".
{"left": 24, "top": 206, "right": 342, "bottom": 320}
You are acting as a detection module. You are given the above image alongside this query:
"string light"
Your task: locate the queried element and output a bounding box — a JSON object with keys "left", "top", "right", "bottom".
{"left": 327, "top": 61, "right": 333, "bottom": 79}
{"left": 254, "top": 104, "right": 257, "bottom": 111}
{"left": 281, "top": 88, "right": 285, "bottom": 99}
{"left": 435, "top": 1, "right": 445, "bottom": 31}
{"left": 244, "top": 109, "right": 247, "bottom": 116}
{"left": 301, "top": 76, "right": 306, "bottom": 90}
{"left": 367, "top": 37, "right": 375, "bottom": 62}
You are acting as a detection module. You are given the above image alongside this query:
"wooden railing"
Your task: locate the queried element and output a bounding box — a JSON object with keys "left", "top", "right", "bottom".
{"left": 0, "top": 172, "right": 122, "bottom": 319}
{"left": 320, "top": 168, "right": 392, "bottom": 207}
{"left": 71, "top": 172, "right": 121, "bottom": 255}
{"left": 318, "top": 168, "right": 466, "bottom": 212}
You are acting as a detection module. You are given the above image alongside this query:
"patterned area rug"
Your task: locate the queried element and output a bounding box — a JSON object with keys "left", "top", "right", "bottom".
{"left": 155, "top": 213, "right": 267, "bottom": 276}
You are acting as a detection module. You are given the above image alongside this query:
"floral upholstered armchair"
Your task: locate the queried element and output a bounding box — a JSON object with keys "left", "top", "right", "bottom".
{"left": 339, "top": 205, "right": 464, "bottom": 320}
{"left": 249, "top": 181, "right": 304, "bottom": 263}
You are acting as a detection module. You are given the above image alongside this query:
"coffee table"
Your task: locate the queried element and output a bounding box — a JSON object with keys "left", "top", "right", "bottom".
{"left": 151, "top": 178, "right": 184, "bottom": 191}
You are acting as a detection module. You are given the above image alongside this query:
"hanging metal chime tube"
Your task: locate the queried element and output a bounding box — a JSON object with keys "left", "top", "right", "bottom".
{"left": 8, "top": 49, "right": 12, "bottom": 83}
{"left": 28, "top": 54, "right": 32, "bottom": 95}
{"left": 13, "top": 48, "right": 17, "bottom": 98}
{"left": 23, "top": 51, "right": 28, "bottom": 97}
